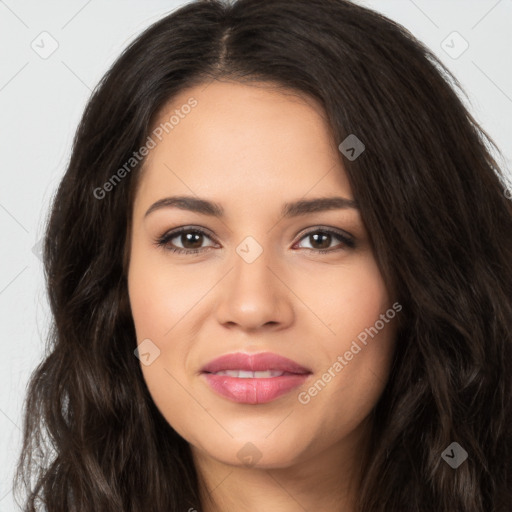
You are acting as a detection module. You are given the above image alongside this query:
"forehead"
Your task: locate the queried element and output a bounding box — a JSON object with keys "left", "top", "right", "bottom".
{"left": 134, "top": 80, "right": 352, "bottom": 212}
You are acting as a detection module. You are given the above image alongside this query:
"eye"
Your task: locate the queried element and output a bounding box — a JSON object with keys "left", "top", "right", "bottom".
{"left": 154, "top": 226, "right": 355, "bottom": 255}
{"left": 154, "top": 227, "right": 217, "bottom": 255}
{"left": 293, "top": 228, "right": 355, "bottom": 253}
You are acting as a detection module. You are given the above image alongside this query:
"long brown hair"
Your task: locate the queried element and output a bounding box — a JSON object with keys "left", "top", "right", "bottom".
{"left": 14, "top": 0, "right": 512, "bottom": 510}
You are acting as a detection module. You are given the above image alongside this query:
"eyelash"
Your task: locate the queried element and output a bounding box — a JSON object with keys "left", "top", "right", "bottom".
{"left": 153, "top": 226, "right": 356, "bottom": 255}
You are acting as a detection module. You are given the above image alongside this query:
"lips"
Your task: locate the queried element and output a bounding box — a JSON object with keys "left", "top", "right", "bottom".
{"left": 201, "top": 352, "right": 311, "bottom": 374}
{"left": 200, "top": 352, "right": 312, "bottom": 404}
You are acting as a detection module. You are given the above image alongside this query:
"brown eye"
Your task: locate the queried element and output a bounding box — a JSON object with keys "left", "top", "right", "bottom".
{"left": 175, "top": 231, "right": 205, "bottom": 250}
{"left": 307, "top": 232, "right": 332, "bottom": 250}
{"left": 155, "top": 227, "right": 217, "bottom": 254}
{"left": 295, "top": 228, "right": 355, "bottom": 253}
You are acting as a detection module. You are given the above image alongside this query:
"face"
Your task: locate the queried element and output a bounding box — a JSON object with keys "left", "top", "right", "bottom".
{"left": 127, "top": 80, "right": 398, "bottom": 470}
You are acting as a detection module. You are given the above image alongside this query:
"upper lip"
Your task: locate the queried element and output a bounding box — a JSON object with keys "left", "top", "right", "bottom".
{"left": 201, "top": 352, "right": 312, "bottom": 374}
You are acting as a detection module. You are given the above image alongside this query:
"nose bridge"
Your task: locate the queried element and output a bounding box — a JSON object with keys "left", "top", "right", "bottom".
{"left": 233, "top": 237, "right": 274, "bottom": 291}
{"left": 232, "top": 235, "right": 278, "bottom": 305}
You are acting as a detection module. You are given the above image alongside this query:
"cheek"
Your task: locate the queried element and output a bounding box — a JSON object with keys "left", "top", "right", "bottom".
{"left": 298, "top": 252, "right": 397, "bottom": 422}
{"left": 128, "top": 281, "right": 194, "bottom": 440}
{"left": 340, "top": 257, "right": 391, "bottom": 339}
{"left": 301, "top": 250, "right": 392, "bottom": 342}
{"left": 127, "top": 242, "right": 203, "bottom": 339}
{"left": 127, "top": 248, "right": 209, "bottom": 436}
{"left": 337, "top": 255, "right": 396, "bottom": 381}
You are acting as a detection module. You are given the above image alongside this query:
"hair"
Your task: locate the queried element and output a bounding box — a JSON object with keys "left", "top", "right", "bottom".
{"left": 13, "top": 0, "right": 512, "bottom": 510}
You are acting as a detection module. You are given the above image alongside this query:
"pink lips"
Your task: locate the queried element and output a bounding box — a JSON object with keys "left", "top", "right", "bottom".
{"left": 200, "top": 352, "right": 312, "bottom": 404}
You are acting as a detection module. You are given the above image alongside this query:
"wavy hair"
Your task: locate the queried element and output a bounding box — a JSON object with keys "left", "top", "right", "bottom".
{"left": 13, "top": 0, "right": 512, "bottom": 510}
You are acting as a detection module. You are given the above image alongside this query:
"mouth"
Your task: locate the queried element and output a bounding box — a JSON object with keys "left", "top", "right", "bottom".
{"left": 200, "top": 352, "right": 312, "bottom": 404}
{"left": 206, "top": 370, "right": 297, "bottom": 378}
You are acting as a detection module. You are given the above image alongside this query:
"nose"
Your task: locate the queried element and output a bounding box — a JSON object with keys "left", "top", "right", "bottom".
{"left": 214, "top": 247, "right": 295, "bottom": 332}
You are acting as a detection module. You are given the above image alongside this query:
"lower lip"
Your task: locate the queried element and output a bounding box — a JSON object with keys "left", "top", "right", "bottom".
{"left": 202, "top": 373, "right": 311, "bottom": 404}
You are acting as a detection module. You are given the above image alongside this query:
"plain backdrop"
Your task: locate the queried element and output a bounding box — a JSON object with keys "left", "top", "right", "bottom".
{"left": 0, "top": 1, "right": 511, "bottom": 510}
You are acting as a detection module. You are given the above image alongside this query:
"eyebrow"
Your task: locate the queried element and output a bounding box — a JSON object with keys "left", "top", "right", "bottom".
{"left": 144, "top": 195, "right": 358, "bottom": 219}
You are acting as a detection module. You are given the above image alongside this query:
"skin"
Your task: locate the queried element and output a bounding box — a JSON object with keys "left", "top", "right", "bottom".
{"left": 127, "top": 80, "right": 399, "bottom": 512}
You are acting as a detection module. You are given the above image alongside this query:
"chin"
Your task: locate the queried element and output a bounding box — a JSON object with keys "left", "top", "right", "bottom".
{"left": 194, "top": 433, "right": 307, "bottom": 470}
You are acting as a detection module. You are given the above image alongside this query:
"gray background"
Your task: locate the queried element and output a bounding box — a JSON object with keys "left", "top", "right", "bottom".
{"left": 1, "top": 1, "right": 511, "bottom": 510}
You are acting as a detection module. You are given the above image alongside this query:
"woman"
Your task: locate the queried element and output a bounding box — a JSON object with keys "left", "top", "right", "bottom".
{"left": 13, "top": 0, "right": 512, "bottom": 510}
